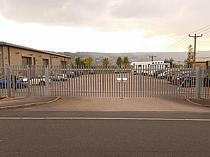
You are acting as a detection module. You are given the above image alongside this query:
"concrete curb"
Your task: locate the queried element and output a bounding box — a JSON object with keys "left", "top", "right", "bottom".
{"left": 0, "top": 97, "right": 6, "bottom": 100}
{"left": 0, "top": 97, "right": 26, "bottom": 102}
{"left": 0, "top": 97, "right": 61, "bottom": 110}
{"left": 186, "top": 99, "right": 210, "bottom": 107}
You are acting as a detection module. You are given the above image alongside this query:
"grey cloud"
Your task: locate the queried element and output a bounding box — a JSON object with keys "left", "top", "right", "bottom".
{"left": 0, "top": 0, "right": 111, "bottom": 26}
{"left": 110, "top": 0, "right": 210, "bottom": 34}
{"left": 111, "top": 0, "right": 182, "bottom": 19}
{"left": 0, "top": 0, "right": 210, "bottom": 34}
{"left": 112, "top": 0, "right": 210, "bottom": 19}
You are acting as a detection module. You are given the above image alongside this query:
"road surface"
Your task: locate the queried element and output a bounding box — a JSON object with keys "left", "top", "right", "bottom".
{"left": 1, "top": 96, "right": 210, "bottom": 157}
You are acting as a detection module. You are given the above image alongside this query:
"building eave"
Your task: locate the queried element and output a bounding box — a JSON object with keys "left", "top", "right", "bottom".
{"left": 0, "top": 41, "right": 71, "bottom": 59}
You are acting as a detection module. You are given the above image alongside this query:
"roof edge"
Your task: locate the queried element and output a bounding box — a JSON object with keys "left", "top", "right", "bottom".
{"left": 0, "top": 41, "right": 71, "bottom": 59}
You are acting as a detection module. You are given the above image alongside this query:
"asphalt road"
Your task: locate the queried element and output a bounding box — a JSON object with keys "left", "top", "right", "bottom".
{"left": 1, "top": 111, "right": 210, "bottom": 157}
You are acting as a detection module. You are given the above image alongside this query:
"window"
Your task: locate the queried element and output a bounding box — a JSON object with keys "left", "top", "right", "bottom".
{"left": 22, "top": 56, "right": 32, "bottom": 67}
{"left": 61, "top": 61, "right": 67, "bottom": 68}
{"left": 33, "top": 57, "right": 36, "bottom": 65}
{"left": 43, "top": 59, "right": 49, "bottom": 67}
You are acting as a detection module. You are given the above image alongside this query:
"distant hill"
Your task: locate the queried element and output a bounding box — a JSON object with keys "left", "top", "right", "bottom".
{"left": 61, "top": 51, "right": 210, "bottom": 65}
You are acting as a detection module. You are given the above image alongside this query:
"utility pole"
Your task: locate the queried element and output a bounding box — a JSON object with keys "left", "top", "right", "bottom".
{"left": 149, "top": 56, "right": 156, "bottom": 61}
{"left": 189, "top": 34, "right": 203, "bottom": 62}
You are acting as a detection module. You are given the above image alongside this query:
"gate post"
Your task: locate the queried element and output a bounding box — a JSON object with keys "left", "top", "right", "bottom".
{"left": 26, "top": 66, "right": 31, "bottom": 97}
{"left": 6, "top": 66, "right": 12, "bottom": 97}
{"left": 195, "top": 67, "right": 202, "bottom": 99}
{"left": 44, "top": 66, "right": 50, "bottom": 96}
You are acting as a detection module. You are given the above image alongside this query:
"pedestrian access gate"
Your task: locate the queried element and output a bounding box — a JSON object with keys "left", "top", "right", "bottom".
{"left": 0, "top": 66, "right": 209, "bottom": 99}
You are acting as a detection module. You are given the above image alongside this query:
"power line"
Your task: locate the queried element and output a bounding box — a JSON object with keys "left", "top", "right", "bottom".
{"left": 200, "top": 28, "right": 210, "bottom": 35}
{"left": 166, "top": 24, "right": 210, "bottom": 50}
{"left": 171, "top": 38, "right": 191, "bottom": 49}
{"left": 170, "top": 26, "right": 210, "bottom": 52}
{"left": 190, "top": 24, "right": 210, "bottom": 34}
{"left": 204, "top": 30, "right": 210, "bottom": 35}
{"left": 198, "top": 27, "right": 210, "bottom": 34}
{"left": 167, "top": 38, "right": 191, "bottom": 51}
{"left": 172, "top": 40, "right": 191, "bottom": 51}
{"left": 167, "top": 37, "right": 188, "bottom": 50}
{"left": 174, "top": 27, "right": 210, "bottom": 50}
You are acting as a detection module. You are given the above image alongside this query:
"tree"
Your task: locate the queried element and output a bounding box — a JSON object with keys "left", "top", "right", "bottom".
{"left": 80, "top": 60, "right": 85, "bottom": 66}
{"left": 123, "top": 56, "right": 129, "bottom": 68}
{"left": 169, "top": 58, "right": 174, "bottom": 67}
{"left": 164, "top": 58, "right": 174, "bottom": 68}
{"left": 164, "top": 58, "right": 169, "bottom": 63}
{"left": 186, "top": 44, "right": 194, "bottom": 68}
{"left": 75, "top": 57, "right": 81, "bottom": 66}
{"left": 102, "top": 57, "right": 109, "bottom": 68}
{"left": 116, "top": 57, "right": 123, "bottom": 67}
{"left": 84, "top": 57, "right": 93, "bottom": 66}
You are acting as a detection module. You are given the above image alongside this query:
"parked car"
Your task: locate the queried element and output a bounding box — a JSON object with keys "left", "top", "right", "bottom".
{"left": 0, "top": 76, "right": 28, "bottom": 89}
{"left": 166, "top": 70, "right": 186, "bottom": 82}
{"left": 172, "top": 71, "right": 196, "bottom": 85}
{"left": 51, "top": 74, "right": 68, "bottom": 81}
{"left": 66, "top": 71, "right": 76, "bottom": 78}
{"left": 153, "top": 70, "right": 167, "bottom": 78}
{"left": 19, "top": 76, "right": 28, "bottom": 83}
{"left": 30, "top": 76, "right": 51, "bottom": 86}
{"left": 179, "top": 76, "right": 196, "bottom": 87}
{"left": 114, "top": 69, "right": 131, "bottom": 74}
{"left": 148, "top": 70, "right": 156, "bottom": 76}
{"left": 114, "top": 69, "right": 122, "bottom": 74}
{"left": 153, "top": 70, "right": 162, "bottom": 77}
{"left": 77, "top": 70, "right": 85, "bottom": 76}
{"left": 166, "top": 72, "right": 175, "bottom": 83}
{"left": 66, "top": 70, "right": 84, "bottom": 78}
{"left": 142, "top": 69, "right": 149, "bottom": 76}
{"left": 132, "top": 70, "right": 137, "bottom": 75}
{"left": 203, "top": 77, "right": 210, "bottom": 87}
{"left": 88, "top": 69, "right": 96, "bottom": 74}
{"left": 156, "top": 71, "right": 168, "bottom": 79}
{"left": 179, "top": 76, "right": 210, "bottom": 88}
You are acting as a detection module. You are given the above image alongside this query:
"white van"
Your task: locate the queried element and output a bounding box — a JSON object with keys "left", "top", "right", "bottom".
{"left": 131, "top": 61, "right": 169, "bottom": 75}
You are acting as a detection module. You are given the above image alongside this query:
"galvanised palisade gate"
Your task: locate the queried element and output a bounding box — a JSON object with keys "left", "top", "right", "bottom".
{"left": 0, "top": 65, "right": 209, "bottom": 99}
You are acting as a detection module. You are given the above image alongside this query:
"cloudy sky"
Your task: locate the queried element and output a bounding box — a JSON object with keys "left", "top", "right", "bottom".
{"left": 0, "top": 0, "right": 210, "bottom": 53}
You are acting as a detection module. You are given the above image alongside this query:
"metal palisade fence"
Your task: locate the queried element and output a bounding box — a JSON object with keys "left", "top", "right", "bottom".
{"left": 0, "top": 65, "right": 209, "bottom": 99}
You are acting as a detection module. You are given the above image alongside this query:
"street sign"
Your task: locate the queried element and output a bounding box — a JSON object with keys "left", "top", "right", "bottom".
{"left": 123, "top": 78, "right": 128, "bottom": 81}
{"left": 117, "top": 78, "right": 122, "bottom": 81}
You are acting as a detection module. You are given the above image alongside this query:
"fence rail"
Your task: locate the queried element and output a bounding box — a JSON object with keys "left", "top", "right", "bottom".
{"left": 0, "top": 65, "right": 209, "bottom": 99}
